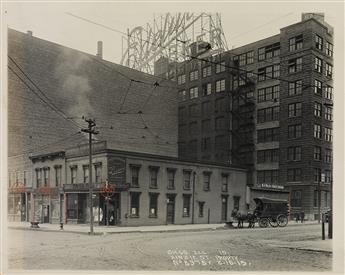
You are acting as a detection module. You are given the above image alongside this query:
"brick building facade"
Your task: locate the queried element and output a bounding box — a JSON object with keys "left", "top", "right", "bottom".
{"left": 172, "top": 13, "right": 333, "bottom": 220}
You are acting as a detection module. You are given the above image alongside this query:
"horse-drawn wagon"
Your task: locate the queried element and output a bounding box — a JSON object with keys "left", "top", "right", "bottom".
{"left": 230, "top": 197, "right": 289, "bottom": 228}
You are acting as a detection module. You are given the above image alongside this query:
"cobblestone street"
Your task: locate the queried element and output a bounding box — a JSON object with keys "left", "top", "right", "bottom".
{"left": 6, "top": 223, "right": 332, "bottom": 271}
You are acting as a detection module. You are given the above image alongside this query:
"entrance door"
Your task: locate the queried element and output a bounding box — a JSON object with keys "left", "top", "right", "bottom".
{"left": 43, "top": 205, "right": 50, "bottom": 223}
{"left": 221, "top": 195, "right": 228, "bottom": 221}
{"left": 100, "top": 193, "right": 121, "bottom": 226}
{"left": 166, "top": 196, "right": 175, "bottom": 224}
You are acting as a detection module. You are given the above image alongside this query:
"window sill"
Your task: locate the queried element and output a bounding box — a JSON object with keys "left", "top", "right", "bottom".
{"left": 130, "top": 215, "right": 140, "bottom": 218}
{"left": 149, "top": 186, "right": 158, "bottom": 189}
{"left": 203, "top": 189, "right": 210, "bottom": 192}
{"left": 130, "top": 186, "right": 140, "bottom": 189}
{"left": 183, "top": 187, "right": 191, "bottom": 191}
{"left": 167, "top": 187, "right": 175, "bottom": 190}
{"left": 149, "top": 215, "right": 158, "bottom": 218}
{"left": 182, "top": 214, "right": 190, "bottom": 218}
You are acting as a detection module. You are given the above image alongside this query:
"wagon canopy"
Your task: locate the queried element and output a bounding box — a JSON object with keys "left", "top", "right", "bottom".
{"left": 253, "top": 197, "right": 288, "bottom": 204}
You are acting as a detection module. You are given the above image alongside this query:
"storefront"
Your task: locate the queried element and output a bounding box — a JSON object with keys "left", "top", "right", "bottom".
{"left": 8, "top": 184, "right": 31, "bottom": 222}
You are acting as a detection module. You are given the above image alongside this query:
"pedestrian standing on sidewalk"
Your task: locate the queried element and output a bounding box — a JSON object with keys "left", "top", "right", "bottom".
{"left": 295, "top": 213, "right": 300, "bottom": 223}
{"left": 300, "top": 211, "right": 305, "bottom": 223}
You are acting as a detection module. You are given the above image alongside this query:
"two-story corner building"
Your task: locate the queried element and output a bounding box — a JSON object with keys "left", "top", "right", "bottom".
{"left": 28, "top": 141, "right": 248, "bottom": 226}
{"left": 172, "top": 13, "right": 333, "bottom": 220}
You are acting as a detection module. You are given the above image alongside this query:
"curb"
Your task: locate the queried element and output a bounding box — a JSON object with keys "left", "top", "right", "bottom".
{"left": 280, "top": 246, "right": 332, "bottom": 254}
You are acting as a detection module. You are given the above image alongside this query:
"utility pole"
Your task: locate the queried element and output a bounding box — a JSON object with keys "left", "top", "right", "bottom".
{"left": 81, "top": 118, "right": 99, "bottom": 234}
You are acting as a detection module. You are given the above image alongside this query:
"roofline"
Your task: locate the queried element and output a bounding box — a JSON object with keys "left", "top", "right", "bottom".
{"left": 280, "top": 17, "right": 330, "bottom": 32}
{"left": 29, "top": 151, "right": 65, "bottom": 161}
{"left": 66, "top": 146, "right": 247, "bottom": 171}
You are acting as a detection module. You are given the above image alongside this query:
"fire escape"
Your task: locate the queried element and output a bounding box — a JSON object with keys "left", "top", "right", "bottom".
{"left": 230, "top": 60, "right": 256, "bottom": 186}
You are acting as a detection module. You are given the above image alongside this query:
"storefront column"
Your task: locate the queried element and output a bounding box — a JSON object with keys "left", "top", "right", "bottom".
{"left": 30, "top": 192, "right": 34, "bottom": 222}
{"left": 64, "top": 193, "right": 67, "bottom": 224}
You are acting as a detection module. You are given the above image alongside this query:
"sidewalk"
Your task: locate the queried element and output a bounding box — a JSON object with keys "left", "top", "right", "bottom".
{"left": 8, "top": 219, "right": 318, "bottom": 235}
{"left": 263, "top": 239, "right": 332, "bottom": 253}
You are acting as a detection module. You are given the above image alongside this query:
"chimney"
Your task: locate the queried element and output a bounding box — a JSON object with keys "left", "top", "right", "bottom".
{"left": 96, "top": 41, "right": 103, "bottom": 59}
{"left": 27, "top": 30, "right": 33, "bottom": 36}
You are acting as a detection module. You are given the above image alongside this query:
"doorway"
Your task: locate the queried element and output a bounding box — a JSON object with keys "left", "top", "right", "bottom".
{"left": 221, "top": 195, "right": 228, "bottom": 221}
{"left": 43, "top": 205, "right": 50, "bottom": 223}
{"left": 166, "top": 194, "right": 175, "bottom": 224}
{"left": 100, "top": 193, "right": 120, "bottom": 225}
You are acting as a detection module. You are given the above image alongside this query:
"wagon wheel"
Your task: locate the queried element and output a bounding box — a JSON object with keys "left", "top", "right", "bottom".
{"left": 269, "top": 217, "right": 279, "bottom": 227}
{"left": 277, "top": 214, "right": 288, "bottom": 227}
{"left": 259, "top": 218, "right": 269, "bottom": 228}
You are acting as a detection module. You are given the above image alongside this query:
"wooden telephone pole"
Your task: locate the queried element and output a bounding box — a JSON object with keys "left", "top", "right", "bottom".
{"left": 81, "top": 118, "right": 98, "bottom": 234}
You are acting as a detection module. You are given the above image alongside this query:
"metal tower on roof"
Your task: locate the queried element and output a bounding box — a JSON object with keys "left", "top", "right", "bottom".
{"left": 121, "top": 13, "right": 228, "bottom": 74}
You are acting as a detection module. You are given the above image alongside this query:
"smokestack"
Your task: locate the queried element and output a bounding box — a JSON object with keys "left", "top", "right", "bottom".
{"left": 96, "top": 41, "right": 103, "bottom": 59}
{"left": 27, "top": 30, "right": 33, "bottom": 36}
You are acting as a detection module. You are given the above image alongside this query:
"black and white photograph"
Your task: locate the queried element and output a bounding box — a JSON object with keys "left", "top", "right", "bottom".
{"left": 1, "top": 1, "right": 344, "bottom": 274}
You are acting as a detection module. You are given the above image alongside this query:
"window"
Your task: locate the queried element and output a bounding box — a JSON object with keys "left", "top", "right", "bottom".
{"left": 288, "top": 124, "right": 302, "bottom": 139}
{"left": 287, "top": 168, "right": 302, "bottom": 182}
{"left": 257, "top": 106, "right": 279, "bottom": 123}
{"left": 314, "top": 168, "right": 321, "bottom": 182}
{"left": 149, "top": 167, "right": 159, "bottom": 188}
{"left": 202, "top": 66, "right": 212, "bottom": 77}
{"left": 314, "top": 102, "right": 322, "bottom": 117}
{"left": 257, "top": 85, "right": 280, "bottom": 102}
{"left": 83, "top": 165, "right": 89, "bottom": 184}
{"left": 221, "top": 174, "right": 228, "bottom": 192}
{"left": 325, "top": 149, "right": 332, "bottom": 163}
{"left": 203, "top": 172, "right": 211, "bottom": 191}
{"left": 314, "top": 190, "right": 318, "bottom": 207}
{"left": 288, "top": 57, "right": 302, "bottom": 73}
{"left": 257, "top": 149, "right": 279, "bottom": 163}
{"left": 257, "top": 170, "right": 279, "bottom": 184}
{"left": 188, "top": 140, "right": 197, "bottom": 158}
{"left": 314, "top": 79, "right": 322, "bottom": 95}
{"left": 314, "top": 146, "right": 322, "bottom": 161}
{"left": 258, "top": 64, "right": 280, "bottom": 81}
{"left": 325, "top": 63, "right": 333, "bottom": 78}
{"left": 36, "top": 169, "right": 42, "bottom": 188}
{"left": 215, "top": 116, "right": 225, "bottom": 130}
{"left": 198, "top": 201, "right": 205, "bottom": 217}
{"left": 324, "top": 85, "right": 333, "bottom": 100}
{"left": 189, "top": 87, "right": 199, "bottom": 99}
{"left": 215, "top": 98, "right": 225, "bottom": 113}
{"left": 288, "top": 147, "right": 301, "bottom": 161}
{"left": 55, "top": 166, "right": 61, "bottom": 187}
{"left": 43, "top": 168, "right": 50, "bottom": 187}
{"left": 238, "top": 71, "right": 254, "bottom": 86}
{"left": 326, "top": 41, "right": 333, "bottom": 57}
{"left": 201, "top": 137, "right": 211, "bottom": 151}
{"left": 324, "top": 127, "right": 332, "bottom": 142}
{"left": 314, "top": 124, "right": 322, "bottom": 139}
{"left": 288, "top": 80, "right": 302, "bottom": 96}
{"left": 291, "top": 190, "right": 302, "bottom": 207}
{"left": 190, "top": 70, "right": 199, "bottom": 81}
{"left": 167, "top": 169, "right": 175, "bottom": 189}
{"left": 23, "top": 171, "right": 27, "bottom": 186}
{"left": 178, "top": 90, "right": 187, "bottom": 101}
{"left": 215, "top": 79, "right": 225, "bottom": 92}
{"left": 238, "top": 51, "right": 254, "bottom": 65}
{"left": 183, "top": 170, "right": 191, "bottom": 190}
{"left": 95, "top": 164, "right": 102, "bottom": 184}
{"left": 289, "top": 34, "right": 303, "bottom": 51}
{"left": 216, "top": 61, "right": 226, "bottom": 73}
{"left": 189, "top": 121, "right": 198, "bottom": 135}
{"left": 130, "top": 165, "right": 140, "bottom": 187}
{"left": 71, "top": 166, "right": 77, "bottom": 184}
{"left": 257, "top": 127, "right": 280, "bottom": 143}
{"left": 130, "top": 192, "right": 140, "bottom": 217}
{"left": 288, "top": 103, "right": 302, "bottom": 117}
{"left": 183, "top": 194, "right": 191, "bottom": 217}
{"left": 149, "top": 193, "right": 158, "bottom": 217}
{"left": 233, "top": 196, "right": 240, "bottom": 210}
{"left": 189, "top": 104, "right": 199, "bottom": 117}
{"left": 325, "top": 106, "right": 333, "bottom": 121}
{"left": 325, "top": 170, "right": 332, "bottom": 183}
{"left": 201, "top": 119, "right": 211, "bottom": 132}
{"left": 315, "top": 34, "right": 323, "bottom": 50}
{"left": 314, "top": 57, "right": 323, "bottom": 73}
{"left": 258, "top": 43, "right": 280, "bottom": 61}
{"left": 177, "top": 74, "right": 186, "bottom": 85}
{"left": 324, "top": 191, "right": 329, "bottom": 207}
{"left": 202, "top": 83, "right": 212, "bottom": 96}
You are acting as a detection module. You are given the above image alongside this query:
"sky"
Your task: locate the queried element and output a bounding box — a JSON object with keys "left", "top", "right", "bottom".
{"left": 2, "top": 1, "right": 343, "bottom": 65}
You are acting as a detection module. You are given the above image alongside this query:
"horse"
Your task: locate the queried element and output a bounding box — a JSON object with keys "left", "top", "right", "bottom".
{"left": 231, "top": 209, "right": 257, "bottom": 228}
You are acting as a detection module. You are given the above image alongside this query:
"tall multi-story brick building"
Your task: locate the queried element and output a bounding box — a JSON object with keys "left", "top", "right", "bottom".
{"left": 173, "top": 13, "right": 333, "bottom": 220}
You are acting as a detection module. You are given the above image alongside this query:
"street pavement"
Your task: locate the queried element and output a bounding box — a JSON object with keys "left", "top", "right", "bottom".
{"left": 5, "top": 222, "right": 333, "bottom": 271}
